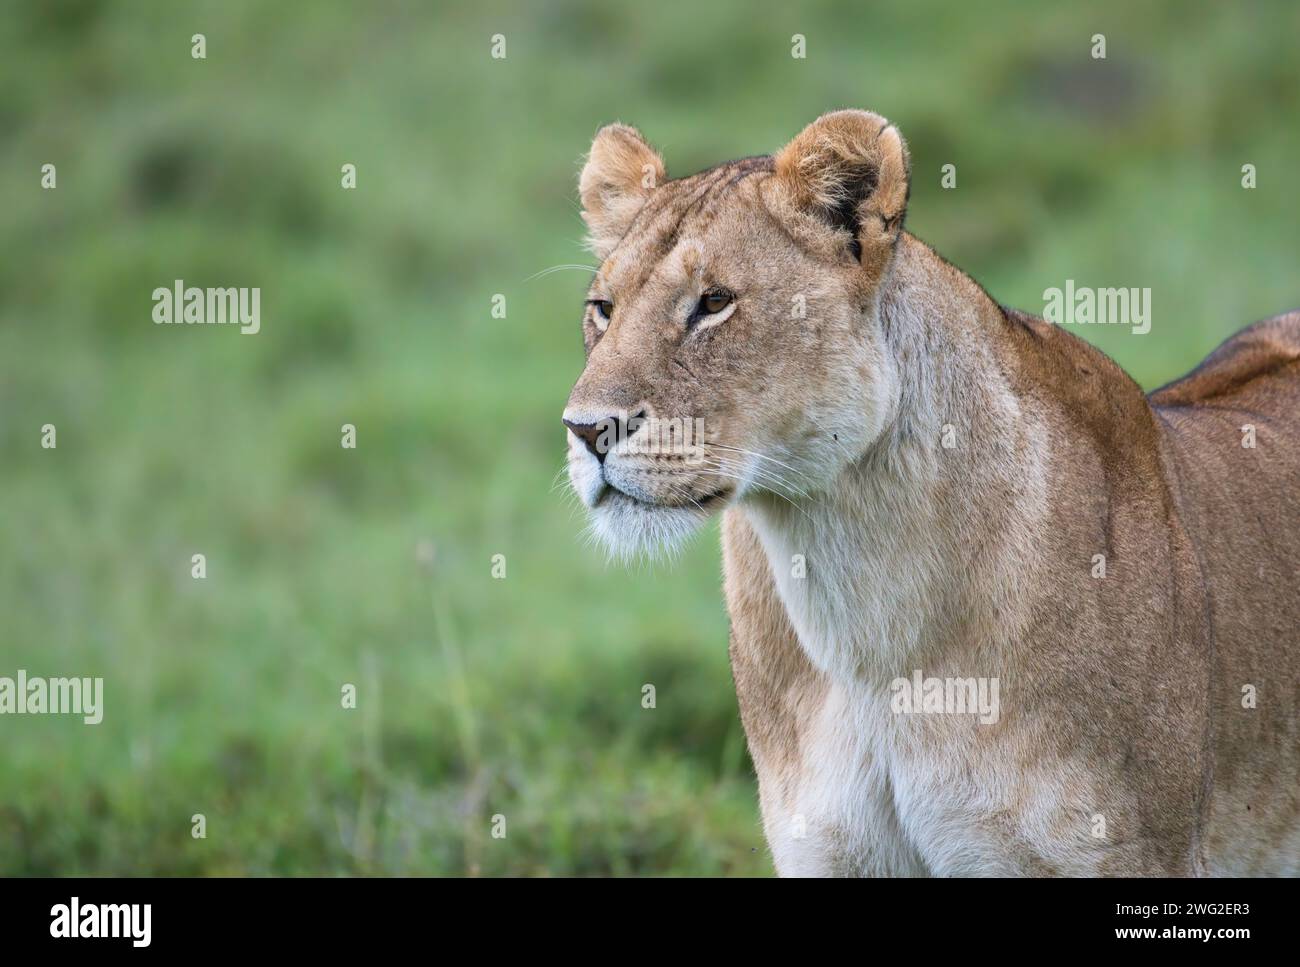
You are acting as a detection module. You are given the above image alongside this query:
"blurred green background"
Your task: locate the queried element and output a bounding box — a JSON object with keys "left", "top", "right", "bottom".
{"left": 1, "top": 0, "right": 1297, "bottom": 875}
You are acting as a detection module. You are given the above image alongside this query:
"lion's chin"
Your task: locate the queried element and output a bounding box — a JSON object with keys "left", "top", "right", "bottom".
{"left": 585, "top": 488, "right": 721, "bottom": 563}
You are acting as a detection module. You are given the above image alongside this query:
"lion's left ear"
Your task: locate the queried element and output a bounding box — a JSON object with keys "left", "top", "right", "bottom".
{"left": 579, "top": 123, "right": 666, "bottom": 260}
{"left": 771, "top": 109, "right": 910, "bottom": 284}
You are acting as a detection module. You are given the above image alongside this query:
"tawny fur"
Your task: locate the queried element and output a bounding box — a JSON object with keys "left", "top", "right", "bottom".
{"left": 563, "top": 109, "right": 1300, "bottom": 876}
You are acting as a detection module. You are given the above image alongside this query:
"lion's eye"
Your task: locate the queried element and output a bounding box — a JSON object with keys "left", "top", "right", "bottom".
{"left": 700, "top": 290, "right": 732, "bottom": 314}
{"left": 586, "top": 299, "right": 614, "bottom": 333}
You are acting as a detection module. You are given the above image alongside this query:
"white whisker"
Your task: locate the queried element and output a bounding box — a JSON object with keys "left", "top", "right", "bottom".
{"left": 523, "top": 263, "right": 598, "bottom": 283}
{"left": 710, "top": 444, "right": 813, "bottom": 484}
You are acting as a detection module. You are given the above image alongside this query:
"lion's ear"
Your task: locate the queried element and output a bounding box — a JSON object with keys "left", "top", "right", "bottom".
{"left": 772, "top": 110, "right": 910, "bottom": 282}
{"left": 579, "top": 123, "right": 666, "bottom": 260}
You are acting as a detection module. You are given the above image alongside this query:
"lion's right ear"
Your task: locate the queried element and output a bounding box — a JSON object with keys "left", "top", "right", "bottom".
{"left": 579, "top": 123, "right": 666, "bottom": 260}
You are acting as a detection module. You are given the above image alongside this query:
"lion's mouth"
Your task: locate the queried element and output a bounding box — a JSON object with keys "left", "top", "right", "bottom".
{"left": 692, "top": 487, "right": 732, "bottom": 509}
{"left": 597, "top": 483, "right": 732, "bottom": 511}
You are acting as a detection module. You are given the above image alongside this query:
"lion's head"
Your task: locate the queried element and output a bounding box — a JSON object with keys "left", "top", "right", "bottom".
{"left": 563, "top": 110, "right": 912, "bottom": 559}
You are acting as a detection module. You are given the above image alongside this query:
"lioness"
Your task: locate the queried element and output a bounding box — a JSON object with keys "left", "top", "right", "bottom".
{"left": 561, "top": 109, "right": 1300, "bottom": 876}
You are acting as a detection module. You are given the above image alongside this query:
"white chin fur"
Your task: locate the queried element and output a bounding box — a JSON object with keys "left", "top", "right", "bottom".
{"left": 586, "top": 490, "right": 710, "bottom": 563}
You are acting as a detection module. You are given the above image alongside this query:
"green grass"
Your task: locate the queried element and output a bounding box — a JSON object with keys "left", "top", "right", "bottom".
{"left": 1, "top": 0, "right": 1297, "bottom": 874}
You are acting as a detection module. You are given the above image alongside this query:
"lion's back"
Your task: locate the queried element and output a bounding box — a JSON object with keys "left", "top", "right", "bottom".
{"left": 1150, "top": 312, "right": 1300, "bottom": 875}
{"left": 1150, "top": 311, "right": 1300, "bottom": 413}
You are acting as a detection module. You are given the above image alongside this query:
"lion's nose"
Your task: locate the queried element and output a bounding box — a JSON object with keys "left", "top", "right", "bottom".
{"left": 563, "top": 410, "right": 647, "bottom": 464}
{"left": 563, "top": 418, "right": 607, "bottom": 461}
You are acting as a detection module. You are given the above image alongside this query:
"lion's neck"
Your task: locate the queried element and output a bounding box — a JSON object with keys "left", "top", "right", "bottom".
{"left": 742, "top": 235, "right": 1048, "bottom": 683}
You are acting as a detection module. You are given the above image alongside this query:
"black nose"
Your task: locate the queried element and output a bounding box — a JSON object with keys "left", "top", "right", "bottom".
{"left": 563, "top": 410, "right": 647, "bottom": 464}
